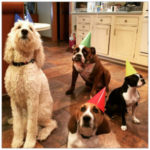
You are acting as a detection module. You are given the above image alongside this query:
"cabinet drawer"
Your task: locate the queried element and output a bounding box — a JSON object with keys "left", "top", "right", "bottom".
{"left": 77, "top": 16, "right": 91, "bottom": 24}
{"left": 116, "top": 16, "right": 139, "bottom": 26}
{"left": 95, "top": 16, "right": 111, "bottom": 25}
{"left": 77, "top": 31, "right": 89, "bottom": 44}
{"left": 77, "top": 31, "right": 89, "bottom": 37}
{"left": 77, "top": 24, "right": 90, "bottom": 31}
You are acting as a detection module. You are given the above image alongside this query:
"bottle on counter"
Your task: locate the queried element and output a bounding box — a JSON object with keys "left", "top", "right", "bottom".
{"left": 100, "top": 2, "right": 104, "bottom": 11}
{"left": 97, "top": 5, "right": 101, "bottom": 12}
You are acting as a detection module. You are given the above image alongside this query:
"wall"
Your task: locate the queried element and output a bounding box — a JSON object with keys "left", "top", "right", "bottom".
{"left": 37, "top": 2, "right": 52, "bottom": 37}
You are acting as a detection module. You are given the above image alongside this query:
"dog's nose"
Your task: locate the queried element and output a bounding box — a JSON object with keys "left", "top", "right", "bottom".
{"left": 74, "top": 54, "right": 81, "bottom": 61}
{"left": 76, "top": 54, "right": 81, "bottom": 58}
{"left": 83, "top": 115, "right": 91, "bottom": 122}
{"left": 21, "top": 29, "right": 28, "bottom": 36}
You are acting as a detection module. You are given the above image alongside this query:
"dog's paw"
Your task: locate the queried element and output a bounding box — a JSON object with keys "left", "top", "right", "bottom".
{"left": 66, "top": 89, "right": 73, "bottom": 95}
{"left": 51, "top": 119, "right": 58, "bottom": 129}
{"left": 121, "top": 125, "right": 127, "bottom": 131}
{"left": 38, "top": 120, "right": 57, "bottom": 141}
{"left": 132, "top": 117, "right": 140, "bottom": 124}
{"left": 11, "top": 138, "right": 23, "bottom": 148}
{"left": 23, "top": 139, "right": 36, "bottom": 148}
{"left": 38, "top": 128, "right": 49, "bottom": 141}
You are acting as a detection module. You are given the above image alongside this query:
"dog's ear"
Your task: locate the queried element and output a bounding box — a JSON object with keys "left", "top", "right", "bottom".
{"left": 96, "top": 115, "right": 110, "bottom": 135}
{"left": 34, "top": 44, "right": 45, "bottom": 68}
{"left": 68, "top": 113, "right": 77, "bottom": 134}
{"left": 4, "top": 34, "right": 14, "bottom": 64}
{"left": 90, "top": 47, "right": 96, "bottom": 55}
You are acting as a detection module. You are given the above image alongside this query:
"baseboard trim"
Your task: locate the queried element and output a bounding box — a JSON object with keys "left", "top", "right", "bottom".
{"left": 98, "top": 55, "right": 148, "bottom": 71}
{"left": 41, "top": 36, "right": 52, "bottom": 41}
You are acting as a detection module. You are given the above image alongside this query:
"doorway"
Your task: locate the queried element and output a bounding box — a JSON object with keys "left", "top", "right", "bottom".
{"left": 51, "top": 2, "right": 69, "bottom": 42}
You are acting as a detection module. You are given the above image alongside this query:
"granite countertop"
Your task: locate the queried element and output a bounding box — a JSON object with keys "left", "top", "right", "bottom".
{"left": 71, "top": 11, "right": 143, "bottom": 15}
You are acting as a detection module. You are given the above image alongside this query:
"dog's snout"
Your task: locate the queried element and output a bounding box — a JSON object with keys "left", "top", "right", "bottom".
{"left": 21, "top": 29, "right": 28, "bottom": 36}
{"left": 76, "top": 54, "right": 81, "bottom": 58}
{"left": 73, "top": 54, "right": 81, "bottom": 61}
{"left": 83, "top": 115, "right": 91, "bottom": 122}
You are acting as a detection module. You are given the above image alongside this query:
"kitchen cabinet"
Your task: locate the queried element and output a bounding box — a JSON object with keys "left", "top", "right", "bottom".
{"left": 74, "top": 13, "right": 148, "bottom": 67}
{"left": 140, "top": 17, "right": 148, "bottom": 54}
{"left": 133, "top": 16, "right": 148, "bottom": 66}
{"left": 76, "top": 15, "right": 91, "bottom": 45}
{"left": 111, "top": 26, "right": 137, "bottom": 61}
{"left": 91, "top": 24, "right": 110, "bottom": 55}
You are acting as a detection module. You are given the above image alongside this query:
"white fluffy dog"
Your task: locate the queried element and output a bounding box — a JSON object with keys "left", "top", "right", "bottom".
{"left": 4, "top": 20, "right": 57, "bottom": 148}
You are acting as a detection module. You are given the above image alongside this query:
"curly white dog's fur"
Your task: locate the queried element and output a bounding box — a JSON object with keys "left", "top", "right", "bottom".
{"left": 4, "top": 20, "right": 57, "bottom": 148}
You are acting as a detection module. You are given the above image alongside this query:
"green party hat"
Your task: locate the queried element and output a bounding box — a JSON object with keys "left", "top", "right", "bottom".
{"left": 80, "top": 32, "right": 91, "bottom": 48}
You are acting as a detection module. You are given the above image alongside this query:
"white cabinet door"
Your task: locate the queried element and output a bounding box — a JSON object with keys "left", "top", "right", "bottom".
{"left": 140, "top": 17, "right": 148, "bottom": 54}
{"left": 91, "top": 24, "right": 110, "bottom": 55}
{"left": 112, "top": 26, "right": 137, "bottom": 60}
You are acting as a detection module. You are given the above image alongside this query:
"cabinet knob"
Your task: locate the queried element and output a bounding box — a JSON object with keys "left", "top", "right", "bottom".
{"left": 82, "top": 26, "right": 85, "bottom": 28}
{"left": 83, "top": 19, "right": 85, "bottom": 21}
{"left": 100, "top": 19, "right": 103, "bottom": 22}
{"left": 124, "top": 19, "right": 127, "bottom": 23}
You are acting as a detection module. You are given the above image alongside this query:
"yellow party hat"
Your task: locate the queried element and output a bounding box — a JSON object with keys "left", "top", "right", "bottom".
{"left": 126, "top": 60, "right": 137, "bottom": 77}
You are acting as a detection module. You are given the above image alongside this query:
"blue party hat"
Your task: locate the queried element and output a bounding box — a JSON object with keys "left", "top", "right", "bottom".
{"left": 14, "top": 13, "right": 23, "bottom": 22}
{"left": 25, "top": 9, "right": 33, "bottom": 22}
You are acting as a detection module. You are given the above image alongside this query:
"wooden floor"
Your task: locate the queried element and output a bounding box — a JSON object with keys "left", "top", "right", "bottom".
{"left": 2, "top": 39, "right": 148, "bottom": 148}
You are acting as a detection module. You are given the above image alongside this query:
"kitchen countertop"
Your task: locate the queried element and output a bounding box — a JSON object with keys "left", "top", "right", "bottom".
{"left": 71, "top": 11, "right": 143, "bottom": 15}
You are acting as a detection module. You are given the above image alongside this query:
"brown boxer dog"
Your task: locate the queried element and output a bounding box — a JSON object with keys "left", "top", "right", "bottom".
{"left": 66, "top": 45, "right": 111, "bottom": 97}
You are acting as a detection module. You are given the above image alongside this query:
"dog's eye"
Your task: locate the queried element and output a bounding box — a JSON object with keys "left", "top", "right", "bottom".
{"left": 75, "top": 48, "right": 79, "bottom": 52}
{"left": 140, "top": 74, "right": 143, "bottom": 78}
{"left": 73, "top": 48, "right": 79, "bottom": 54}
{"left": 30, "top": 27, "right": 33, "bottom": 31}
{"left": 82, "top": 49, "right": 88, "bottom": 56}
{"left": 93, "top": 106, "right": 98, "bottom": 113}
{"left": 81, "top": 106, "right": 86, "bottom": 112}
{"left": 73, "top": 49, "right": 76, "bottom": 54}
{"left": 17, "top": 26, "right": 21, "bottom": 29}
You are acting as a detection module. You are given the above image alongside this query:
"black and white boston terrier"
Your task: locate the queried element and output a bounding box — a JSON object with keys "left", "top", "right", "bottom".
{"left": 105, "top": 73, "right": 145, "bottom": 131}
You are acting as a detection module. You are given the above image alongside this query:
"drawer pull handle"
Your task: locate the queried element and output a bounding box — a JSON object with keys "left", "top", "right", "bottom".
{"left": 83, "top": 19, "right": 85, "bottom": 21}
{"left": 124, "top": 19, "right": 127, "bottom": 23}
{"left": 100, "top": 19, "right": 103, "bottom": 22}
{"left": 82, "top": 26, "right": 85, "bottom": 28}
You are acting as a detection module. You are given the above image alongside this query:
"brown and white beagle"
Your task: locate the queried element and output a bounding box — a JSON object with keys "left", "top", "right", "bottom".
{"left": 67, "top": 103, "right": 110, "bottom": 148}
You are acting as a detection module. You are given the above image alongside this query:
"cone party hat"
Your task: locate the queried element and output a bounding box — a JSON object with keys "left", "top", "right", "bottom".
{"left": 125, "top": 60, "right": 137, "bottom": 77}
{"left": 14, "top": 11, "right": 33, "bottom": 23}
{"left": 80, "top": 32, "right": 91, "bottom": 48}
{"left": 14, "top": 13, "right": 23, "bottom": 22}
{"left": 88, "top": 87, "right": 106, "bottom": 112}
{"left": 25, "top": 9, "right": 33, "bottom": 22}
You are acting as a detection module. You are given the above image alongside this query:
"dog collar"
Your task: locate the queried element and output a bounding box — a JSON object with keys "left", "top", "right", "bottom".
{"left": 12, "top": 59, "right": 35, "bottom": 67}
{"left": 80, "top": 134, "right": 92, "bottom": 139}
